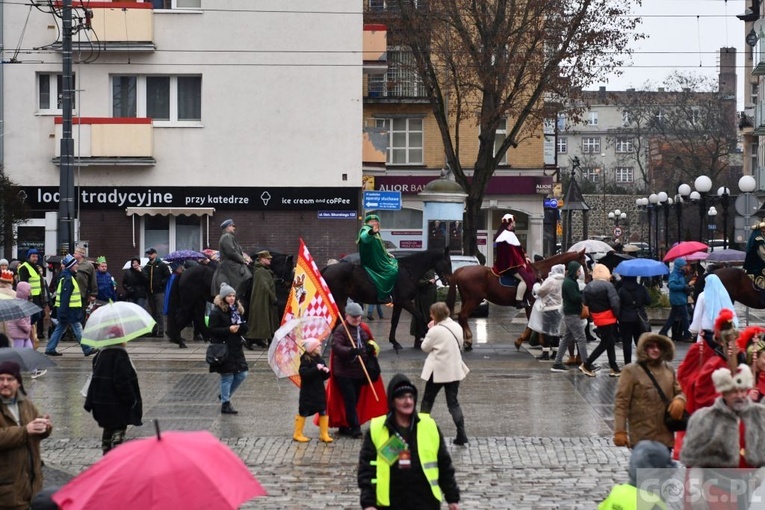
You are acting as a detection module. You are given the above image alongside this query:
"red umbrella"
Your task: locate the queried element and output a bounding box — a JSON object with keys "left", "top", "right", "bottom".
{"left": 663, "top": 241, "right": 709, "bottom": 262}
{"left": 53, "top": 427, "right": 266, "bottom": 510}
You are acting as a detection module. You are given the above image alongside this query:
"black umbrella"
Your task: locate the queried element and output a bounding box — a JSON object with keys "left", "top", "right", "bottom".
{"left": 0, "top": 348, "right": 57, "bottom": 371}
{"left": 597, "top": 252, "right": 634, "bottom": 272}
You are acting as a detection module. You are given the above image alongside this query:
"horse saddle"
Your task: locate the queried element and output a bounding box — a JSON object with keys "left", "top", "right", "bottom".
{"left": 498, "top": 274, "right": 516, "bottom": 287}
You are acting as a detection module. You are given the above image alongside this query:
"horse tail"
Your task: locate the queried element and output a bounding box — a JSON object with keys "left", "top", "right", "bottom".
{"left": 446, "top": 280, "right": 457, "bottom": 314}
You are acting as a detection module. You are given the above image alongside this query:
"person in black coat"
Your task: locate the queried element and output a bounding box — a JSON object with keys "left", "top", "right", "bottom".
{"left": 84, "top": 342, "right": 143, "bottom": 455}
{"left": 293, "top": 338, "right": 332, "bottom": 443}
{"left": 618, "top": 276, "right": 652, "bottom": 364}
{"left": 122, "top": 258, "right": 148, "bottom": 308}
{"left": 208, "top": 283, "right": 248, "bottom": 415}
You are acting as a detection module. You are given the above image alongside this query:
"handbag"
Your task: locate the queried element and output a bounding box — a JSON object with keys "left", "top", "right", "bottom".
{"left": 637, "top": 309, "right": 651, "bottom": 333}
{"left": 205, "top": 343, "right": 229, "bottom": 366}
{"left": 639, "top": 362, "right": 689, "bottom": 432}
{"left": 579, "top": 305, "right": 590, "bottom": 320}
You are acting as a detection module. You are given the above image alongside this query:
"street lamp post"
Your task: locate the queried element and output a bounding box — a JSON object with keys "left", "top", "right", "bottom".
{"left": 739, "top": 175, "right": 757, "bottom": 326}
{"left": 707, "top": 206, "right": 718, "bottom": 248}
{"left": 677, "top": 183, "right": 691, "bottom": 243}
{"left": 658, "top": 191, "right": 668, "bottom": 258}
{"left": 694, "top": 175, "right": 713, "bottom": 242}
{"left": 636, "top": 198, "right": 648, "bottom": 249}
{"left": 649, "top": 193, "right": 659, "bottom": 259}
{"left": 717, "top": 186, "right": 730, "bottom": 250}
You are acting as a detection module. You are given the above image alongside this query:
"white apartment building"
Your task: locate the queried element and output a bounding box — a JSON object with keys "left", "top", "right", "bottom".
{"left": 2, "top": 0, "right": 363, "bottom": 264}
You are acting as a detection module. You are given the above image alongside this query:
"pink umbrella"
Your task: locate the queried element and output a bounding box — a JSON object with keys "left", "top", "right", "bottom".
{"left": 53, "top": 427, "right": 266, "bottom": 510}
{"left": 663, "top": 241, "right": 709, "bottom": 262}
{"left": 684, "top": 251, "right": 709, "bottom": 262}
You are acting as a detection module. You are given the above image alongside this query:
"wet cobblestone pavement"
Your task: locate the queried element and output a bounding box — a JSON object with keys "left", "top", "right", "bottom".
{"left": 31, "top": 304, "right": 746, "bottom": 509}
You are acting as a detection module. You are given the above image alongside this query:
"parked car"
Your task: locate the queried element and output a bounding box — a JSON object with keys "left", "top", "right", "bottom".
{"left": 438, "top": 254, "right": 489, "bottom": 317}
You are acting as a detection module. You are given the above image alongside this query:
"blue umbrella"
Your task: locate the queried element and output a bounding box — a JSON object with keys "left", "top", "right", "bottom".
{"left": 163, "top": 250, "right": 207, "bottom": 263}
{"left": 614, "top": 258, "right": 669, "bottom": 277}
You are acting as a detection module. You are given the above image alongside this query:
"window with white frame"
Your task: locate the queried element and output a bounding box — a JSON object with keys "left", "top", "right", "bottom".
{"left": 587, "top": 111, "right": 598, "bottom": 126}
{"left": 557, "top": 137, "right": 567, "bottom": 153}
{"left": 615, "top": 138, "right": 633, "bottom": 153}
{"left": 655, "top": 110, "right": 666, "bottom": 123}
{"left": 493, "top": 118, "right": 508, "bottom": 165}
{"left": 150, "top": 0, "right": 201, "bottom": 9}
{"left": 143, "top": 215, "right": 202, "bottom": 255}
{"left": 374, "top": 117, "right": 423, "bottom": 165}
{"left": 38, "top": 73, "right": 76, "bottom": 112}
{"left": 112, "top": 75, "right": 202, "bottom": 123}
{"left": 615, "top": 167, "right": 634, "bottom": 183}
{"left": 581, "top": 167, "right": 600, "bottom": 182}
{"left": 582, "top": 137, "right": 601, "bottom": 153}
{"left": 690, "top": 107, "right": 701, "bottom": 125}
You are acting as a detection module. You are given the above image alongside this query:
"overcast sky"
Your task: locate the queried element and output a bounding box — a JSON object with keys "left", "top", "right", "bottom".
{"left": 596, "top": 0, "right": 747, "bottom": 109}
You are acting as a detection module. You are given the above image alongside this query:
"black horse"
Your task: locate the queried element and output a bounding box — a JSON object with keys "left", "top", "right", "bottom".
{"left": 176, "top": 251, "right": 294, "bottom": 340}
{"left": 321, "top": 247, "right": 452, "bottom": 350}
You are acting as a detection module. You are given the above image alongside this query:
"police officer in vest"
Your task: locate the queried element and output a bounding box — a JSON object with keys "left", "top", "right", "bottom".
{"left": 44, "top": 254, "right": 96, "bottom": 357}
{"left": 16, "top": 248, "right": 46, "bottom": 339}
{"left": 358, "top": 373, "right": 460, "bottom": 510}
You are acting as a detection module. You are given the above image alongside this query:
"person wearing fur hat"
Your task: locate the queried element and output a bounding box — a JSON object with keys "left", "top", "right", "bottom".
{"left": 0, "top": 360, "right": 53, "bottom": 509}
{"left": 681, "top": 364, "right": 765, "bottom": 469}
{"left": 293, "top": 338, "right": 332, "bottom": 443}
{"left": 45, "top": 255, "right": 97, "bottom": 357}
{"left": 207, "top": 283, "right": 248, "bottom": 415}
{"left": 613, "top": 334, "right": 685, "bottom": 450}
{"left": 357, "top": 214, "right": 398, "bottom": 304}
{"left": 358, "top": 373, "right": 461, "bottom": 510}
{"left": 492, "top": 213, "right": 534, "bottom": 308}
{"left": 580, "top": 263, "right": 621, "bottom": 377}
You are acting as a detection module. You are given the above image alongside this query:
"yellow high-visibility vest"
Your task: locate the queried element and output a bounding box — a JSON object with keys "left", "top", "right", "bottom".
{"left": 19, "top": 262, "right": 41, "bottom": 297}
{"left": 56, "top": 277, "right": 82, "bottom": 308}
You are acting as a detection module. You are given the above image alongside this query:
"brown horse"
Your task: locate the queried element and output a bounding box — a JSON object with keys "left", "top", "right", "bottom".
{"left": 446, "top": 250, "right": 588, "bottom": 349}
{"left": 711, "top": 267, "right": 765, "bottom": 309}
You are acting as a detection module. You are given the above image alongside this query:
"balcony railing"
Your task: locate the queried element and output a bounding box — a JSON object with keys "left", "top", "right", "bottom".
{"left": 53, "top": 117, "right": 155, "bottom": 166}
{"left": 366, "top": 50, "right": 426, "bottom": 98}
{"left": 53, "top": 2, "right": 155, "bottom": 51}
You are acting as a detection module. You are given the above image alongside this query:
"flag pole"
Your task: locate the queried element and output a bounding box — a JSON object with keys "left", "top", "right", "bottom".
{"left": 338, "top": 314, "right": 379, "bottom": 402}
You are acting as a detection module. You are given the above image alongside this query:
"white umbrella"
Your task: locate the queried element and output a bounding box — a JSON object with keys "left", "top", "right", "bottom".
{"left": 81, "top": 301, "right": 156, "bottom": 348}
{"left": 122, "top": 258, "right": 150, "bottom": 270}
{"left": 568, "top": 240, "right": 614, "bottom": 254}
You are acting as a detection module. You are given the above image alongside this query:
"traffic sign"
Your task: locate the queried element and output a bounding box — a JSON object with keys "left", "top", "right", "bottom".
{"left": 363, "top": 190, "right": 402, "bottom": 210}
{"left": 613, "top": 226, "right": 623, "bottom": 238}
{"left": 735, "top": 194, "right": 761, "bottom": 216}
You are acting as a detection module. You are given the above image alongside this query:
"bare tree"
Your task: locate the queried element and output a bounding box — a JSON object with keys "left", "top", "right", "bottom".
{"left": 381, "top": 0, "right": 642, "bottom": 257}
{"left": 610, "top": 73, "right": 737, "bottom": 193}
{"left": 0, "top": 173, "right": 30, "bottom": 259}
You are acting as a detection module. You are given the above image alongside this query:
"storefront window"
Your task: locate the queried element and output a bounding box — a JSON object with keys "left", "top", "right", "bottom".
{"left": 143, "top": 215, "right": 202, "bottom": 255}
{"left": 144, "top": 215, "right": 170, "bottom": 255}
{"left": 366, "top": 208, "right": 422, "bottom": 229}
{"left": 175, "top": 216, "right": 201, "bottom": 251}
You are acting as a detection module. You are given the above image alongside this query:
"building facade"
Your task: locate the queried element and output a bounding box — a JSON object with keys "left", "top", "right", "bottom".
{"left": 3, "top": 0, "right": 363, "bottom": 266}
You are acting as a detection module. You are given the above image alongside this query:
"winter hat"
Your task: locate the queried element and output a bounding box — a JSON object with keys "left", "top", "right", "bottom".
{"left": 62, "top": 254, "right": 77, "bottom": 270}
{"left": 387, "top": 373, "right": 418, "bottom": 405}
{"left": 26, "top": 248, "right": 40, "bottom": 259}
{"left": 0, "top": 361, "right": 23, "bottom": 390}
{"left": 712, "top": 364, "right": 754, "bottom": 393}
{"left": 628, "top": 440, "right": 676, "bottom": 486}
{"left": 218, "top": 282, "right": 236, "bottom": 300}
{"left": 345, "top": 302, "right": 364, "bottom": 317}
{"left": 15, "top": 282, "right": 31, "bottom": 300}
{"left": 0, "top": 270, "right": 13, "bottom": 284}
{"left": 592, "top": 263, "right": 611, "bottom": 281}
{"left": 0, "top": 259, "right": 8, "bottom": 267}
{"left": 302, "top": 338, "right": 322, "bottom": 354}
{"left": 674, "top": 257, "right": 687, "bottom": 268}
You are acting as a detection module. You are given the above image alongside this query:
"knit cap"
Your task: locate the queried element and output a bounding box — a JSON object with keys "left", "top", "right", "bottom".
{"left": 0, "top": 361, "right": 23, "bottom": 391}
{"left": 303, "top": 338, "right": 322, "bottom": 354}
{"left": 218, "top": 282, "right": 236, "bottom": 300}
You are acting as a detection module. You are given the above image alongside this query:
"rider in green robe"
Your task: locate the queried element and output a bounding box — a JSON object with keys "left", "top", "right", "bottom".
{"left": 357, "top": 214, "right": 398, "bottom": 302}
{"left": 744, "top": 221, "right": 765, "bottom": 289}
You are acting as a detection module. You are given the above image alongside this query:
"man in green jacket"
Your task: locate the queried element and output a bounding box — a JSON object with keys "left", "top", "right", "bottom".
{"left": 357, "top": 214, "right": 398, "bottom": 303}
{"left": 551, "top": 261, "right": 589, "bottom": 372}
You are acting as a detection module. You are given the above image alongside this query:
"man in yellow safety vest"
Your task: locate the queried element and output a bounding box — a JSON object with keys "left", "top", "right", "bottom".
{"left": 358, "top": 373, "right": 460, "bottom": 510}
{"left": 44, "top": 254, "right": 96, "bottom": 357}
{"left": 16, "top": 248, "right": 46, "bottom": 339}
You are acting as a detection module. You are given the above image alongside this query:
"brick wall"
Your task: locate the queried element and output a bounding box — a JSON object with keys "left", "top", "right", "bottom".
{"left": 80, "top": 210, "right": 359, "bottom": 287}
